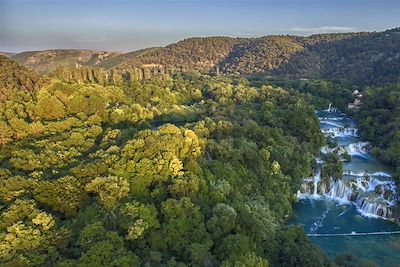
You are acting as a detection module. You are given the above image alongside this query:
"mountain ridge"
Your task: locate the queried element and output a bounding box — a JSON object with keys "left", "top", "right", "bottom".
{"left": 11, "top": 49, "right": 123, "bottom": 73}
{"left": 10, "top": 27, "right": 400, "bottom": 86}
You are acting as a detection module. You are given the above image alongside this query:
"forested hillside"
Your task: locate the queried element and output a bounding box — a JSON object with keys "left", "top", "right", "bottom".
{"left": 0, "top": 57, "right": 333, "bottom": 266}
{"left": 356, "top": 82, "right": 400, "bottom": 174}
{"left": 103, "top": 37, "right": 243, "bottom": 73}
{"left": 251, "top": 78, "right": 356, "bottom": 111}
{"left": 9, "top": 28, "right": 400, "bottom": 86}
{"left": 97, "top": 47, "right": 161, "bottom": 69}
{"left": 12, "top": 49, "right": 122, "bottom": 73}
{"left": 0, "top": 55, "right": 46, "bottom": 101}
{"left": 273, "top": 29, "right": 400, "bottom": 85}
{"left": 218, "top": 36, "right": 304, "bottom": 74}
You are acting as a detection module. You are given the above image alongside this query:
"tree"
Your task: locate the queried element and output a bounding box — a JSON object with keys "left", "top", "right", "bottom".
{"left": 34, "top": 176, "right": 86, "bottom": 216}
{"left": 76, "top": 223, "right": 140, "bottom": 267}
{"left": 85, "top": 176, "right": 130, "bottom": 209}
{"left": 276, "top": 227, "right": 330, "bottom": 267}
{"left": 216, "top": 234, "right": 255, "bottom": 263}
{"left": 36, "top": 94, "right": 66, "bottom": 120}
{"left": 0, "top": 176, "right": 31, "bottom": 203}
{"left": 118, "top": 201, "right": 160, "bottom": 240}
{"left": 0, "top": 199, "right": 63, "bottom": 266}
{"left": 222, "top": 252, "right": 268, "bottom": 267}
{"left": 67, "top": 94, "right": 88, "bottom": 114}
{"left": 236, "top": 197, "right": 277, "bottom": 243}
{"left": 0, "top": 122, "right": 13, "bottom": 145}
{"left": 161, "top": 197, "right": 212, "bottom": 263}
{"left": 117, "top": 124, "right": 203, "bottom": 197}
{"left": 206, "top": 203, "right": 237, "bottom": 239}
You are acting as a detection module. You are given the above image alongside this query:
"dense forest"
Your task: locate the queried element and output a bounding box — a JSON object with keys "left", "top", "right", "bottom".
{"left": 356, "top": 82, "right": 400, "bottom": 177}
{"left": 0, "top": 56, "right": 337, "bottom": 266}
{"left": 2, "top": 27, "right": 400, "bottom": 266}
{"left": 249, "top": 78, "right": 356, "bottom": 111}
{"left": 0, "top": 55, "right": 47, "bottom": 101}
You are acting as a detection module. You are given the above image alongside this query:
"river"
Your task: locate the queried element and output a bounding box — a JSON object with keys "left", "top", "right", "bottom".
{"left": 292, "top": 109, "right": 400, "bottom": 266}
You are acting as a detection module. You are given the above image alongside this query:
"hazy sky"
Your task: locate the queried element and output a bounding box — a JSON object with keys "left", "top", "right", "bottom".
{"left": 1, "top": 0, "right": 399, "bottom": 52}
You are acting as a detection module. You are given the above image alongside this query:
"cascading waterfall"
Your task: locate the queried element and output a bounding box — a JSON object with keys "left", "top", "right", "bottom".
{"left": 298, "top": 172, "right": 398, "bottom": 219}
{"left": 313, "top": 169, "right": 321, "bottom": 196}
{"left": 355, "top": 195, "right": 393, "bottom": 218}
{"left": 297, "top": 110, "right": 398, "bottom": 220}
{"left": 325, "top": 103, "right": 338, "bottom": 113}
{"left": 345, "top": 142, "right": 370, "bottom": 158}
{"left": 319, "top": 117, "right": 346, "bottom": 121}
{"left": 321, "top": 127, "right": 359, "bottom": 137}
{"left": 326, "top": 179, "right": 353, "bottom": 202}
{"left": 319, "top": 120, "right": 343, "bottom": 128}
{"left": 342, "top": 170, "right": 391, "bottom": 177}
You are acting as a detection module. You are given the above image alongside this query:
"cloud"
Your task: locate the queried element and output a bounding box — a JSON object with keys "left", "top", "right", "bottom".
{"left": 290, "top": 26, "right": 356, "bottom": 35}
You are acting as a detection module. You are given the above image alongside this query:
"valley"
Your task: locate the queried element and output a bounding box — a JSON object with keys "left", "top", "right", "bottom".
{"left": 1, "top": 26, "right": 400, "bottom": 266}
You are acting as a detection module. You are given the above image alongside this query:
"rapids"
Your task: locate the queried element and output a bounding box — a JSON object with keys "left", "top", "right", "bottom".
{"left": 292, "top": 109, "right": 400, "bottom": 266}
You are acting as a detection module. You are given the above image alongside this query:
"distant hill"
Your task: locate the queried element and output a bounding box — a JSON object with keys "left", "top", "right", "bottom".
{"left": 0, "top": 52, "right": 16, "bottom": 57}
{"left": 219, "top": 33, "right": 367, "bottom": 75}
{"left": 104, "top": 28, "right": 400, "bottom": 86}
{"left": 97, "top": 47, "right": 161, "bottom": 69}
{"left": 271, "top": 29, "right": 400, "bottom": 85}
{"left": 0, "top": 55, "right": 46, "bottom": 101}
{"left": 11, "top": 49, "right": 122, "bottom": 73}
{"left": 11, "top": 27, "right": 400, "bottom": 86}
{"left": 104, "top": 37, "right": 245, "bottom": 72}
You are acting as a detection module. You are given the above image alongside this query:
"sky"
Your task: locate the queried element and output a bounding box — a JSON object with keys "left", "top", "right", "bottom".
{"left": 1, "top": 0, "right": 400, "bottom": 53}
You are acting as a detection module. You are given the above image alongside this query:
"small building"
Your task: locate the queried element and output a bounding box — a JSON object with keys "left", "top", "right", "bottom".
{"left": 353, "top": 90, "right": 363, "bottom": 98}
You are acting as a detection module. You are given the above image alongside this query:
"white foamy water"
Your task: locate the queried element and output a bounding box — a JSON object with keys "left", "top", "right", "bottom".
{"left": 321, "top": 127, "right": 359, "bottom": 138}
{"left": 319, "top": 120, "right": 344, "bottom": 128}
{"left": 345, "top": 142, "right": 370, "bottom": 158}
{"left": 298, "top": 109, "right": 397, "bottom": 220}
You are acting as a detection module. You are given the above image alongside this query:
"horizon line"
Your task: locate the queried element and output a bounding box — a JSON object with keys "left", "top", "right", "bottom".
{"left": 2, "top": 26, "right": 398, "bottom": 54}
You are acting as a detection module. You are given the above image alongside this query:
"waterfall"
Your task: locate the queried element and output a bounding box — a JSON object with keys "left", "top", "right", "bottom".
{"left": 318, "top": 117, "right": 346, "bottom": 121}
{"left": 320, "top": 146, "right": 332, "bottom": 154}
{"left": 356, "top": 196, "right": 393, "bottom": 218}
{"left": 321, "top": 127, "right": 358, "bottom": 137}
{"left": 319, "top": 120, "right": 343, "bottom": 128}
{"left": 326, "top": 179, "right": 353, "bottom": 203}
{"left": 313, "top": 170, "right": 321, "bottom": 196}
{"left": 371, "top": 172, "right": 392, "bottom": 178}
{"left": 324, "top": 103, "right": 339, "bottom": 113}
{"left": 343, "top": 170, "right": 392, "bottom": 178}
{"left": 345, "top": 142, "right": 370, "bottom": 158}
{"left": 298, "top": 109, "right": 398, "bottom": 220}
{"left": 326, "top": 103, "right": 333, "bottom": 112}
{"left": 298, "top": 175, "right": 397, "bottom": 219}
{"left": 297, "top": 171, "right": 322, "bottom": 199}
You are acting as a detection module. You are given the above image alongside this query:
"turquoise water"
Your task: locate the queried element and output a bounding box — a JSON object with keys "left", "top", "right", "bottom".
{"left": 292, "top": 110, "right": 400, "bottom": 266}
